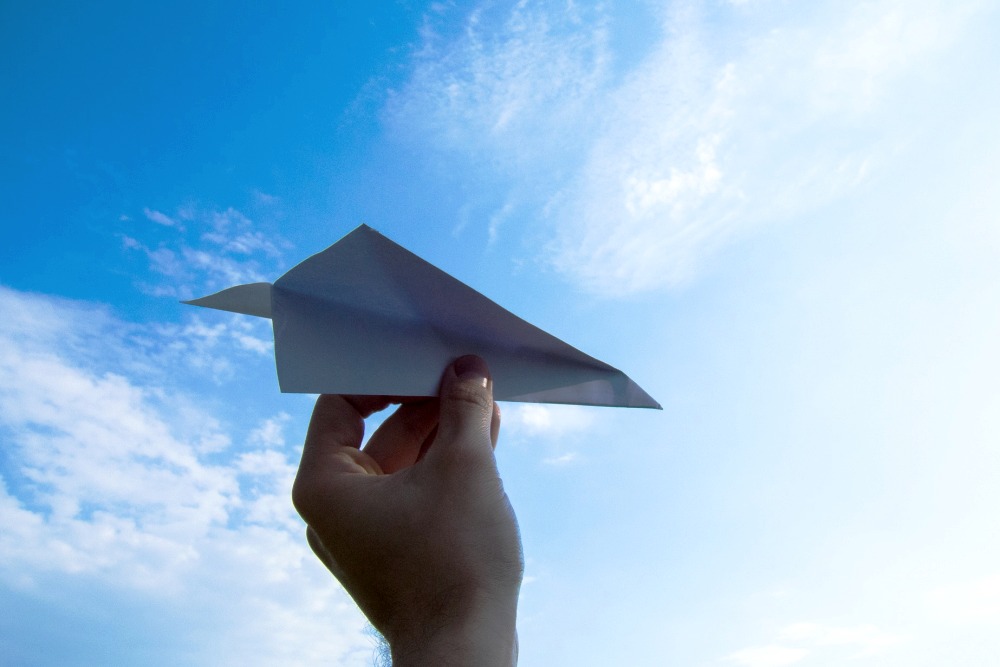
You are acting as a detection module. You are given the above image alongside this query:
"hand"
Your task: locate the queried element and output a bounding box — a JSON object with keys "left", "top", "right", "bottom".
{"left": 292, "top": 355, "right": 522, "bottom": 666}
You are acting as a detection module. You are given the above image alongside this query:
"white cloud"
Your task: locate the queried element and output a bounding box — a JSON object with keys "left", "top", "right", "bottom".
{"left": 120, "top": 312, "right": 273, "bottom": 385}
{"left": 0, "top": 286, "right": 370, "bottom": 664}
{"left": 252, "top": 189, "right": 279, "bottom": 206}
{"left": 386, "top": 0, "right": 611, "bottom": 171}
{"left": 233, "top": 329, "right": 273, "bottom": 354}
{"left": 929, "top": 574, "right": 1000, "bottom": 624}
{"left": 500, "top": 403, "right": 597, "bottom": 465}
{"left": 502, "top": 403, "right": 596, "bottom": 439}
{"left": 249, "top": 412, "right": 292, "bottom": 448}
{"left": 488, "top": 199, "right": 515, "bottom": 244}
{"left": 778, "top": 622, "right": 906, "bottom": 655}
{"left": 549, "top": 0, "right": 985, "bottom": 295}
{"left": 34, "top": 252, "right": 273, "bottom": 387}
{"left": 201, "top": 207, "right": 285, "bottom": 257}
{"left": 386, "top": 0, "right": 988, "bottom": 295}
{"left": 144, "top": 207, "right": 179, "bottom": 228}
{"left": 726, "top": 621, "right": 906, "bottom": 666}
{"left": 725, "top": 644, "right": 808, "bottom": 667}
{"left": 124, "top": 204, "right": 290, "bottom": 300}
{"left": 541, "top": 452, "right": 579, "bottom": 466}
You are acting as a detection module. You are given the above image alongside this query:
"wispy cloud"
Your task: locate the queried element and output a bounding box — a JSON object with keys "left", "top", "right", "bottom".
{"left": 144, "top": 207, "right": 180, "bottom": 228}
{"left": 0, "top": 286, "right": 366, "bottom": 663}
{"left": 778, "top": 622, "right": 906, "bottom": 656}
{"left": 725, "top": 644, "right": 808, "bottom": 667}
{"left": 123, "top": 204, "right": 291, "bottom": 300}
{"left": 2, "top": 283, "right": 271, "bottom": 387}
{"left": 541, "top": 452, "right": 579, "bottom": 466}
{"left": 501, "top": 403, "right": 597, "bottom": 464}
{"left": 386, "top": 0, "right": 987, "bottom": 295}
{"left": 387, "top": 0, "right": 611, "bottom": 172}
{"left": 251, "top": 189, "right": 280, "bottom": 206}
{"left": 142, "top": 314, "right": 273, "bottom": 383}
{"left": 725, "top": 621, "right": 906, "bottom": 665}
{"left": 503, "top": 403, "right": 596, "bottom": 439}
{"left": 248, "top": 412, "right": 292, "bottom": 448}
{"left": 929, "top": 573, "right": 1000, "bottom": 624}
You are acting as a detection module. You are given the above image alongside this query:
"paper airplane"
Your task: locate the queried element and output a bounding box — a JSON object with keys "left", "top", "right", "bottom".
{"left": 183, "top": 225, "right": 660, "bottom": 409}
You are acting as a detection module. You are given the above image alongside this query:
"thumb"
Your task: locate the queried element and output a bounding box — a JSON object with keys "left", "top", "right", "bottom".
{"left": 426, "top": 355, "right": 496, "bottom": 465}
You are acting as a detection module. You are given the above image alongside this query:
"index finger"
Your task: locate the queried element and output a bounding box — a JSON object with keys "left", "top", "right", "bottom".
{"left": 293, "top": 394, "right": 393, "bottom": 523}
{"left": 304, "top": 394, "right": 393, "bottom": 452}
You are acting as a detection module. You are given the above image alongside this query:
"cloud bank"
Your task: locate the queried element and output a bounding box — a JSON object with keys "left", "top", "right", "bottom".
{"left": 0, "top": 286, "right": 370, "bottom": 665}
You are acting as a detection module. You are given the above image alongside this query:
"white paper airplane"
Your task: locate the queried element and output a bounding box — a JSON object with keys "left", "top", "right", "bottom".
{"left": 183, "top": 225, "right": 660, "bottom": 408}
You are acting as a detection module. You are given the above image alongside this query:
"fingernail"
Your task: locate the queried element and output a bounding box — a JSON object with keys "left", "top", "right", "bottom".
{"left": 454, "top": 354, "right": 491, "bottom": 386}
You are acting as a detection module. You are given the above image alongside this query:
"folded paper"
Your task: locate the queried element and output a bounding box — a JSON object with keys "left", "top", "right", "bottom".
{"left": 183, "top": 224, "right": 660, "bottom": 409}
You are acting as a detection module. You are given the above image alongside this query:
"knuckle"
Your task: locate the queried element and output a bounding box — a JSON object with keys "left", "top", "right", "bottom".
{"left": 291, "top": 476, "right": 320, "bottom": 522}
{"left": 445, "top": 382, "right": 493, "bottom": 412}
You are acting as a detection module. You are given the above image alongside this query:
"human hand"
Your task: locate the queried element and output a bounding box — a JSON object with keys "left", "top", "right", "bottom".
{"left": 292, "top": 355, "right": 522, "bottom": 666}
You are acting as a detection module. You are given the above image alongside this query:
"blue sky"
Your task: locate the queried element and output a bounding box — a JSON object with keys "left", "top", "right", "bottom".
{"left": 2, "top": 1, "right": 999, "bottom": 665}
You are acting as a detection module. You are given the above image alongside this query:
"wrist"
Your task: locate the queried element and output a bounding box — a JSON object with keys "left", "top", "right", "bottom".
{"left": 389, "top": 591, "right": 518, "bottom": 667}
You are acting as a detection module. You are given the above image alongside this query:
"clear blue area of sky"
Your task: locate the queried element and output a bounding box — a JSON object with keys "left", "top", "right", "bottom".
{"left": 2, "top": 1, "right": 999, "bottom": 666}
{"left": 3, "top": 2, "right": 412, "bottom": 297}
